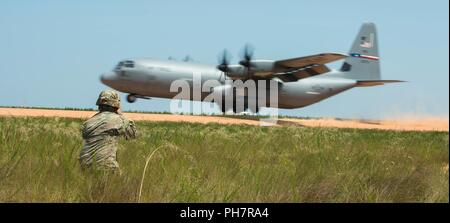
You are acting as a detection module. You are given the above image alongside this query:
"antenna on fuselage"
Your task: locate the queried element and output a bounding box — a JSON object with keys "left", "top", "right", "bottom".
{"left": 183, "top": 55, "right": 193, "bottom": 62}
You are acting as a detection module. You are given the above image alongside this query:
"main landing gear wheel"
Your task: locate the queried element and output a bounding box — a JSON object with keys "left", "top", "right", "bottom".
{"left": 127, "top": 94, "right": 137, "bottom": 103}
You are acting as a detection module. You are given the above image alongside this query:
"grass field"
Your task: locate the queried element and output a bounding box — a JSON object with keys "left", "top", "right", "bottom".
{"left": 0, "top": 116, "right": 448, "bottom": 202}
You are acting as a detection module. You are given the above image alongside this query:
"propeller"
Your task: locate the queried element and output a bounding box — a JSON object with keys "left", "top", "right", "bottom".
{"left": 239, "top": 43, "right": 255, "bottom": 68}
{"left": 217, "top": 49, "right": 232, "bottom": 72}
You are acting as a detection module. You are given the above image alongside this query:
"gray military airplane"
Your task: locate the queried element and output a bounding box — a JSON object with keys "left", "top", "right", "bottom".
{"left": 100, "top": 23, "right": 403, "bottom": 113}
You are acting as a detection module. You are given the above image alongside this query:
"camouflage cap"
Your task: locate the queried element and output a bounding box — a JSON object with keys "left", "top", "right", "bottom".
{"left": 96, "top": 90, "right": 121, "bottom": 108}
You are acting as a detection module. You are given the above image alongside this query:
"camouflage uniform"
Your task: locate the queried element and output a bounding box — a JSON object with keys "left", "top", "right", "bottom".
{"left": 79, "top": 90, "right": 137, "bottom": 171}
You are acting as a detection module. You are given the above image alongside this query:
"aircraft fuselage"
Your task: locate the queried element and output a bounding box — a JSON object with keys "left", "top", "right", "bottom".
{"left": 100, "top": 23, "right": 399, "bottom": 112}
{"left": 101, "top": 58, "right": 356, "bottom": 109}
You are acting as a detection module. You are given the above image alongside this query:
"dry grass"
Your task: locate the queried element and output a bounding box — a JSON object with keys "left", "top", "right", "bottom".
{"left": 0, "top": 116, "right": 448, "bottom": 202}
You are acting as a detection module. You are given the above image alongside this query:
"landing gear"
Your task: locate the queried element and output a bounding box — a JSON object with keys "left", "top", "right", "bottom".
{"left": 127, "top": 94, "right": 137, "bottom": 103}
{"left": 221, "top": 99, "right": 253, "bottom": 114}
{"left": 221, "top": 102, "right": 226, "bottom": 113}
{"left": 127, "top": 94, "right": 151, "bottom": 103}
{"left": 232, "top": 100, "right": 248, "bottom": 114}
{"left": 251, "top": 106, "right": 260, "bottom": 114}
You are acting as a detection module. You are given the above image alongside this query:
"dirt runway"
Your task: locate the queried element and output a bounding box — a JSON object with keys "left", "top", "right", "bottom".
{"left": 0, "top": 107, "right": 448, "bottom": 132}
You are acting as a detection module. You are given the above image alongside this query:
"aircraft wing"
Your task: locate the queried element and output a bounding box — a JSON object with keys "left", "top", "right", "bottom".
{"left": 272, "top": 64, "right": 331, "bottom": 82}
{"left": 275, "top": 53, "right": 347, "bottom": 68}
{"left": 266, "top": 53, "right": 347, "bottom": 82}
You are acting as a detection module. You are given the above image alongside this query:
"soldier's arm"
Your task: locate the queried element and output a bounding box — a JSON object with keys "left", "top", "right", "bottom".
{"left": 120, "top": 117, "right": 137, "bottom": 140}
{"left": 80, "top": 122, "right": 88, "bottom": 139}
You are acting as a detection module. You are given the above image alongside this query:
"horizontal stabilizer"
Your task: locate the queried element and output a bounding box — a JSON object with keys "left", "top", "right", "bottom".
{"left": 356, "top": 80, "right": 405, "bottom": 87}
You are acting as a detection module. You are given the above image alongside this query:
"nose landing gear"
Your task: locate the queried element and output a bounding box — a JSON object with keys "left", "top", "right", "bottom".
{"left": 220, "top": 99, "right": 259, "bottom": 114}
{"left": 126, "top": 94, "right": 151, "bottom": 103}
{"left": 127, "top": 94, "right": 137, "bottom": 103}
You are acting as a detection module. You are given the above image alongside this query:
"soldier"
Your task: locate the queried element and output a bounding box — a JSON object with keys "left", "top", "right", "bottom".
{"left": 79, "top": 90, "right": 137, "bottom": 172}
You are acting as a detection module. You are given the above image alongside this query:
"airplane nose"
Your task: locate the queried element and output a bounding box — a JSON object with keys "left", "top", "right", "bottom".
{"left": 100, "top": 72, "right": 117, "bottom": 85}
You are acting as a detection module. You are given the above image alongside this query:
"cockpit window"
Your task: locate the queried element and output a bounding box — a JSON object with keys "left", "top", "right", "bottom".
{"left": 123, "top": 60, "right": 135, "bottom": 68}
{"left": 114, "top": 62, "right": 123, "bottom": 71}
{"left": 114, "top": 60, "right": 135, "bottom": 71}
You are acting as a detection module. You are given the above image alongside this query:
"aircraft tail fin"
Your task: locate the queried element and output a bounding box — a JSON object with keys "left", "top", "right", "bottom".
{"left": 340, "top": 22, "right": 381, "bottom": 80}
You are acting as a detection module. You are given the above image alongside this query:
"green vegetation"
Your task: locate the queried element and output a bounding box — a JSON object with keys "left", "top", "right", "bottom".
{"left": 0, "top": 116, "right": 448, "bottom": 202}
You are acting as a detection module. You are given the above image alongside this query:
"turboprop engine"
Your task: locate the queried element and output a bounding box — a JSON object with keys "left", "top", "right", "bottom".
{"left": 216, "top": 44, "right": 278, "bottom": 79}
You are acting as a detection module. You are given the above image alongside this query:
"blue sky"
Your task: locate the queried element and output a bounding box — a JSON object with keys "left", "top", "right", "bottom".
{"left": 0, "top": 0, "right": 448, "bottom": 119}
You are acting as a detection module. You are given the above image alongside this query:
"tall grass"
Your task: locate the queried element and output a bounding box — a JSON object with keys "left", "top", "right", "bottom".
{"left": 0, "top": 116, "right": 448, "bottom": 202}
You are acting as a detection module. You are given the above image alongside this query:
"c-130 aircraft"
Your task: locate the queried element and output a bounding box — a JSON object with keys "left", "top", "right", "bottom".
{"left": 100, "top": 23, "right": 403, "bottom": 113}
